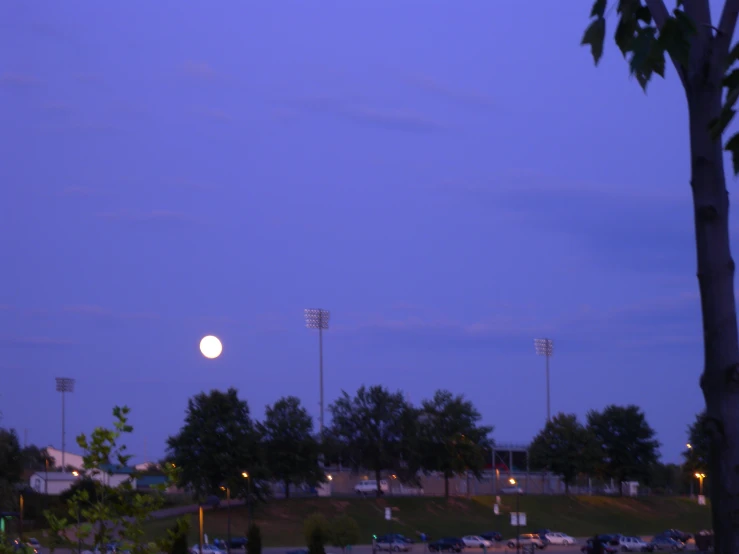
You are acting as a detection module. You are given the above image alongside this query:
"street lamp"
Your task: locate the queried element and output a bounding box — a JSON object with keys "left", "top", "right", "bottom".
{"left": 242, "top": 472, "right": 253, "bottom": 530}
{"left": 55, "top": 377, "right": 75, "bottom": 472}
{"left": 220, "top": 486, "right": 231, "bottom": 554}
{"left": 199, "top": 505, "right": 204, "bottom": 554}
{"left": 695, "top": 473, "right": 706, "bottom": 496}
{"left": 304, "top": 309, "right": 330, "bottom": 433}
{"left": 534, "top": 339, "right": 553, "bottom": 422}
{"left": 509, "top": 478, "right": 521, "bottom": 554}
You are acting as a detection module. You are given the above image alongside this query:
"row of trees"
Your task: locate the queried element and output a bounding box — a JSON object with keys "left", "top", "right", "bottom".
{"left": 166, "top": 387, "right": 492, "bottom": 498}
{"left": 529, "top": 407, "right": 709, "bottom": 494}
{"left": 166, "top": 386, "right": 705, "bottom": 499}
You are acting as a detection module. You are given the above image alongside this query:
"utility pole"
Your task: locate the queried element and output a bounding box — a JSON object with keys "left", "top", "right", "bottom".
{"left": 304, "top": 309, "right": 330, "bottom": 433}
{"left": 55, "top": 377, "right": 75, "bottom": 472}
{"left": 534, "top": 339, "right": 554, "bottom": 422}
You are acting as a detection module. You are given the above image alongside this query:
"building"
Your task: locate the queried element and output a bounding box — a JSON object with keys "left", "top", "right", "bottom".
{"left": 29, "top": 472, "right": 79, "bottom": 495}
{"left": 29, "top": 465, "right": 138, "bottom": 496}
{"left": 45, "top": 447, "right": 84, "bottom": 470}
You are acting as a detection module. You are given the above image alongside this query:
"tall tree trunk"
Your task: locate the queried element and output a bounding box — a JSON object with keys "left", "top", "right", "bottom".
{"left": 689, "top": 81, "right": 739, "bottom": 554}
{"left": 284, "top": 480, "right": 290, "bottom": 499}
{"left": 444, "top": 472, "right": 450, "bottom": 498}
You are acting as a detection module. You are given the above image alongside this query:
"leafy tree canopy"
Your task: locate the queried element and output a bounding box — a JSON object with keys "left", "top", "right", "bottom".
{"left": 167, "top": 388, "right": 259, "bottom": 498}
{"left": 418, "top": 390, "right": 492, "bottom": 497}
{"left": 0, "top": 428, "right": 22, "bottom": 484}
{"left": 587, "top": 405, "right": 660, "bottom": 485}
{"left": 529, "top": 413, "right": 598, "bottom": 492}
{"left": 328, "top": 386, "right": 412, "bottom": 495}
{"left": 258, "top": 396, "right": 324, "bottom": 498}
{"left": 682, "top": 410, "right": 709, "bottom": 473}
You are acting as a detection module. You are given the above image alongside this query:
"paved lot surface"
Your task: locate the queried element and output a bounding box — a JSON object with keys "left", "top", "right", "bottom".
{"left": 49, "top": 541, "right": 702, "bottom": 554}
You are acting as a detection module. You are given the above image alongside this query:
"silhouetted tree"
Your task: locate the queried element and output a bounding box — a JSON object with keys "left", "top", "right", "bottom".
{"left": 587, "top": 405, "right": 660, "bottom": 490}
{"left": 258, "top": 396, "right": 323, "bottom": 498}
{"left": 328, "top": 386, "right": 413, "bottom": 497}
{"left": 581, "top": 0, "right": 739, "bottom": 548}
{"left": 418, "top": 390, "right": 493, "bottom": 498}
{"left": 529, "top": 413, "right": 598, "bottom": 493}
{"left": 167, "top": 388, "right": 259, "bottom": 498}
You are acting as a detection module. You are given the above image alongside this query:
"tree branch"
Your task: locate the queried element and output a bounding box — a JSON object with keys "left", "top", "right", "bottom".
{"left": 644, "top": 0, "right": 689, "bottom": 88}
{"left": 715, "top": 0, "right": 739, "bottom": 68}
{"left": 684, "top": 0, "right": 713, "bottom": 84}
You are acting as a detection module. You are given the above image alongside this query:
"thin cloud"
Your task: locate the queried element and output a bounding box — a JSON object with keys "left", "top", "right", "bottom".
{"left": 0, "top": 73, "right": 41, "bottom": 87}
{"left": 96, "top": 210, "right": 203, "bottom": 226}
{"left": 62, "top": 305, "right": 159, "bottom": 321}
{"left": 299, "top": 95, "right": 445, "bottom": 134}
{"left": 181, "top": 61, "right": 218, "bottom": 80}
{"left": 406, "top": 74, "right": 494, "bottom": 108}
{"left": 58, "top": 186, "right": 105, "bottom": 198}
{"left": 0, "top": 336, "right": 77, "bottom": 348}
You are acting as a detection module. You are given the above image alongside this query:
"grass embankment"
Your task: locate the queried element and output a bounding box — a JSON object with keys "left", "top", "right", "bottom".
{"left": 143, "top": 496, "right": 712, "bottom": 548}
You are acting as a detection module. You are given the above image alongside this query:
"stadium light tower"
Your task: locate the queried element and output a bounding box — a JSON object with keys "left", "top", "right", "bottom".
{"left": 304, "top": 308, "right": 330, "bottom": 433}
{"left": 534, "top": 338, "right": 553, "bottom": 423}
{"left": 55, "top": 377, "right": 75, "bottom": 472}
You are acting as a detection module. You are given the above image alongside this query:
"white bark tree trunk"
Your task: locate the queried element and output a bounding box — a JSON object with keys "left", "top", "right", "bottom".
{"left": 688, "top": 79, "right": 739, "bottom": 553}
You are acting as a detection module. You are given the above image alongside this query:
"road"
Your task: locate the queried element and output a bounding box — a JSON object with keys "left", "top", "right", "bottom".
{"left": 49, "top": 541, "right": 700, "bottom": 554}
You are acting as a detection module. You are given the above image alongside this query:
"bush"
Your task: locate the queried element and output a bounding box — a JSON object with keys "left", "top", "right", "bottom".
{"left": 246, "top": 524, "right": 262, "bottom": 554}
{"left": 169, "top": 529, "right": 189, "bottom": 554}
{"left": 330, "top": 515, "right": 360, "bottom": 552}
{"left": 304, "top": 514, "right": 330, "bottom": 554}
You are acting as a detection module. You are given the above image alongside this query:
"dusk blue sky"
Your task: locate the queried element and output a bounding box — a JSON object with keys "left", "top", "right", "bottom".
{"left": 2, "top": 0, "right": 733, "bottom": 466}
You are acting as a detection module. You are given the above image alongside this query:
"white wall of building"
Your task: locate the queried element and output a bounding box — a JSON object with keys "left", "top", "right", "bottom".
{"left": 46, "top": 447, "right": 84, "bottom": 470}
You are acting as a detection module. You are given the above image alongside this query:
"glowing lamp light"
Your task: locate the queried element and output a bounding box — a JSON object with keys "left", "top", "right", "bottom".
{"left": 509, "top": 478, "right": 516, "bottom": 485}
{"left": 199, "top": 335, "right": 223, "bottom": 359}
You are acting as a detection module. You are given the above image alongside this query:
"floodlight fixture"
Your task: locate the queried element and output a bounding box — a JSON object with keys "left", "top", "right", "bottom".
{"left": 55, "top": 377, "right": 75, "bottom": 472}
{"left": 305, "top": 309, "right": 330, "bottom": 432}
{"left": 534, "top": 339, "right": 554, "bottom": 423}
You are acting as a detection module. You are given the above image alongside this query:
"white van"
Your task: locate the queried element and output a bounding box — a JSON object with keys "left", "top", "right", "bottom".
{"left": 354, "top": 479, "right": 389, "bottom": 495}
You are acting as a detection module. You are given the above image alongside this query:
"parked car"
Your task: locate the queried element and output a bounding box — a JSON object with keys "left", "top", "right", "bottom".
{"left": 479, "top": 532, "right": 502, "bottom": 543}
{"left": 355, "top": 479, "right": 389, "bottom": 495}
{"left": 655, "top": 531, "right": 692, "bottom": 544}
{"left": 581, "top": 539, "right": 619, "bottom": 554}
{"left": 617, "top": 536, "right": 650, "bottom": 552}
{"left": 190, "top": 545, "right": 226, "bottom": 554}
{"left": 462, "top": 536, "right": 493, "bottom": 548}
{"left": 386, "top": 534, "right": 414, "bottom": 544}
{"left": 597, "top": 535, "right": 622, "bottom": 546}
{"left": 500, "top": 485, "right": 524, "bottom": 494}
{"left": 507, "top": 534, "right": 546, "bottom": 549}
{"left": 375, "top": 536, "right": 412, "bottom": 552}
{"left": 648, "top": 538, "right": 685, "bottom": 552}
{"left": 428, "top": 538, "right": 465, "bottom": 552}
{"left": 214, "top": 538, "right": 247, "bottom": 550}
{"left": 544, "top": 533, "right": 576, "bottom": 546}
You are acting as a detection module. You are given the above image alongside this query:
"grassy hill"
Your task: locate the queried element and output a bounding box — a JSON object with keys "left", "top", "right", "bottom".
{"left": 143, "top": 495, "right": 712, "bottom": 548}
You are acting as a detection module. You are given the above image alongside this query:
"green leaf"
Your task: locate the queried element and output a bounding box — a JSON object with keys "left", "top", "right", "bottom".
{"left": 614, "top": 16, "right": 637, "bottom": 56}
{"left": 658, "top": 15, "right": 691, "bottom": 67}
{"left": 724, "top": 69, "right": 739, "bottom": 91}
{"left": 590, "top": 0, "right": 607, "bottom": 18}
{"left": 728, "top": 42, "right": 739, "bottom": 70}
{"left": 629, "top": 27, "right": 662, "bottom": 89}
{"left": 582, "top": 17, "right": 607, "bottom": 65}
{"left": 724, "top": 133, "right": 739, "bottom": 175}
{"left": 709, "top": 108, "right": 736, "bottom": 140}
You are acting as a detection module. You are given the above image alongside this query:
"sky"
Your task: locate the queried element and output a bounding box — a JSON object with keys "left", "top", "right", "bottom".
{"left": 1, "top": 0, "right": 734, "bottom": 466}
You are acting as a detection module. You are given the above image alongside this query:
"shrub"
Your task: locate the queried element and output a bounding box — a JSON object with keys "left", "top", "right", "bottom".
{"left": 330, "top": 515, "right": 360, "bottom": 552}
{"left": 304, "top": 514, "right": 330, "bottom": 554}
{"left": 246, "top": 524, "right": 262, "bottom": 554}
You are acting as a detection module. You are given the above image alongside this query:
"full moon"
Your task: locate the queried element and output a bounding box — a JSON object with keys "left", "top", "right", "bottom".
{"left": 199, "top": 335, "right": 223, "bottom": 359}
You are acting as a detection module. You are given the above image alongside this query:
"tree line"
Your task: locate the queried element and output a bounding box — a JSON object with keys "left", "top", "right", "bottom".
{"left": 165, "top": 386, "right": 707, "bottom": 499}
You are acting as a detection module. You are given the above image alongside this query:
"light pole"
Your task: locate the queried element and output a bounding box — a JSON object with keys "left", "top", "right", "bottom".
{"left": 19, "top": 493, "right": 24, "bottom": 540}
{"left": 199, "top": 505, "right": 204, "bottom": 554}
{"left": 534, "top": 339, "right": 553, "bottom": 422}
{"left": 695, "top": 472, "right": 706, "bottom": 496}
{"left": 686, "top": 444, "right": 694, "bottom": 496}
{"left": 242, "top": 472, "right": 253, "bottom": 530}
{"left": 304, "top": 308, "right": 330, "bottom": 433}
{"left": 221, "top": 486, "right": 231, "bottom": 554}
{"left": 55, "top": 377, "right": 75, "bottom": 472}
{"left": 509, "top": 478, "right": 520, "bottom": 554}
